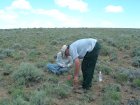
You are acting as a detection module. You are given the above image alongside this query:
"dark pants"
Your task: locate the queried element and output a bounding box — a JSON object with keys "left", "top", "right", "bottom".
{"left": 82, "top": 42, "right": 101, "bottom": 89}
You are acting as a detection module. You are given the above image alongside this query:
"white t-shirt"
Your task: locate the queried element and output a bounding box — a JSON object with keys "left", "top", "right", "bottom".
{"left": 69, "top": 38, "right": 97, "bottom": 60}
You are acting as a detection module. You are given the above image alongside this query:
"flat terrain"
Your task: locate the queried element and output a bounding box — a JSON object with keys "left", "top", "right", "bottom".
{"left": 0, "top": 28, "right": 140, "bottom": 105}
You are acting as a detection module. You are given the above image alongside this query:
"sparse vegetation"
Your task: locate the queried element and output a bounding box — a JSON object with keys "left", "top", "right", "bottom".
{"left": 131, "top": 47, "right": 140, "bottom": 57}
{"left": 102, "top": 83, "right": 121, "bottom": 105}
{"left": 0, "top": 28, "right": 140, "bottom": 105}
{"left": 131, "top": 47, "right": 140, "bottom": 67}
{"left": 133, "top": 79, "right": 140, "bottom": 87}
{"left": 115, "top": 73, "right": 128, "bottom": 83}
{"left": 12, "top": 62, "right": 44, "bottom": 86}
{"left": 132, "top": 56, "right": 140, "bottom": 67}
{"left": 96, "top": 64, "right": 112, "bottom": 75}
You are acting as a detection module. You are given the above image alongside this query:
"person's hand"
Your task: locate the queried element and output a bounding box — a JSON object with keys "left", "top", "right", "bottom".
{"left": 67, "top": 64, "right": 71, "bottom": 67}
{"left": 60, "top": 64, "right": 65, "bottom": 67}
{"left": 73, "top": 76, "right": 79, "bottom": 90}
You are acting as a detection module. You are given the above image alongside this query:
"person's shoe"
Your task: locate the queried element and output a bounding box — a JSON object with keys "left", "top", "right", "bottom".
{"left": 82, "top": 86, "right": 91, "bottom": 90}
{"left": 82, "top": 84, "right": 92, "bottom": 90}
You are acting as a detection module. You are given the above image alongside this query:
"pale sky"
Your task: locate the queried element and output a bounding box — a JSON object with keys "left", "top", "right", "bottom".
{"left": 0, "top": 0, "right": 140, "bottom": 29}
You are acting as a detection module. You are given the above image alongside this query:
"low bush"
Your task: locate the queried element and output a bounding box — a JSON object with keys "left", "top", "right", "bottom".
{"left": 0, "top": 48, "right": 15, "bottom": 59}
{"left": 54, "top": 84, "right": 71, "bottom": 99}
{"left": 0, "top": 60, "right": 4, "bottom": 67}
{"left": 115, "top": 73, "right": 128, "bottom": 83}
{"left": 30, "top": 90, "right": 47, "bottom": 105}
{"left": 67, "top": 101, "right": 81, "bottom": 105}
{"left": 2, "top": 49, "right": 15, "bottom": 57}
{"left": 50, "top": 39, "right": 59, "bottom": 45}
{"left": 0, "top": 98, "right": 11, "bottom": 105}
{"left": 113, "top": 67, "right": 135, "bottom": 83}
{"left": 35, "top": 60, "right": 47, "bottom": 68}
{"left": 96, "top": 64, "right": 112, "bottom": 75}
{"left": 78, "top": 92, "right": 96, "bottom": 104}
{"left": 9, "top": 87, "right": 24, "bottom": 98}
{"left": 12, "top": 62, "right": 44, "bottom": 86}
{"left": 132, "top": 56, "right": 140, "bottom": 67}
{"left": 109, "top": 50, "right": 118, "bottom": 61}
{"left": 104, "top": 83, "right": 121, "bottom": 92}
{"left": 114, "top": 36, "right": 131, "bottom": 50}
{"left": 2, "top": 64, "right": 13, "bottom": 76}
{"left": 46, "top": 75, "right": 59, "bottom": 84}
{"left": 11, "top": 43, "right": 22, "bottom": 50}
{"left": 0, "top": 54, "right": 7, "bottom": 59}
{"left": 100, "top": 45, "right": 112, "bottom": 56}
{"left": 102, "top": 83, "right": 121, "bottom": 105}
{"left": 131, "top": 47, "right": 140, "bottom": 57}
{"left": 104, "top": 38, "right": 117, "bottom": 47}
{"left": 27, "top": 49, "right": 41, "bottom": 61}
{"left": 12, "top": 96, "right": 30, "bottom": 105}
{"left": 133, "top": 79, "right": 140, "bottom": 87}
{"left": 131, "top": 47, "right": 140, "bottom": 68}
{"left": 11, "top": 51, "right": 24, "bottom": 60}
{"left": 43, "top": 81, "right": 71, "bottom": 99}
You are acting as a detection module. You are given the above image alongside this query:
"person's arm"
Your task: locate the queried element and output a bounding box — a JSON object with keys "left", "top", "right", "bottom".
{"left": 73, "top": 58, "right": 80, "bottom": 88}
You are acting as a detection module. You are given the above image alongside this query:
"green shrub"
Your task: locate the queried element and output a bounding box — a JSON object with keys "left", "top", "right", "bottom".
{"left": 110, "top": 91, "right": 120, "bottom": 101}
{"left": 100, "top": 45, "right": 112, "bottom": 56}
{"left": 104, "top": 83, "right": 121, "bottom": 92}
{"left": 10, "top": 87, "right": 24, "bottom": 98}
{"left": 115, "top": 36, "right": 131, "bottom": 50}
{"left": 11, "top": 51, "right": 23, "bottom": 60}
{"left": 46, "top": 75, "right": 59, "bottom": 84}
{"left": 115, "top": 73, "right": 128, "bottom": 83}
{"left": 113, "top": 67, "right": 130, "bottom": 83}
{"left": 0, "top": 48, "right": 15, "bottom": 59}
{"left": 133, "top": 79, "right": 140, "bottom": 87}
{"left": 78, "top": 92, "right": 96, "bottom": 104}
{"left": 30, "top": 90, "right": 47, "bottom": 105}
{"left": 96, "top": 64, "right": 112, "bottom": 75}
{"left": 12, "top": 96, "right": 30, "bottom": 105}
{"left": 109, "top": 50, "right": 118, "bottom": 61}
{"left": 54, "top": 84, "right": 71, "bottom": 99}
{"left": 8, "top": 85, "right": 32, "bottom": 103}
{"left": 68, "top": 101, "right": 81, "bottom": 105}
{"left": 12, "top": 62, "right": 44, "bottom": 86}
{"left": 30, "top": 83, "right": 66, "bottom": 104}
{"left": 1, "top": 48, "right": 15, "bottom": 57}
{"left": 102, "top": 84, "right": 121, "bottom": 105}
{"left": 43, "top": 81, "right": 71, "bottom": 99}
{"left": 104, "top": 38, "right": 117, "bottom": 47}
{"left": 0, "top": 54, "right": 7, "bottom": 59}
{"left": 42, "top": 97, "right": 54, "bottom": 105}
{"left": 0, "top": 98, "right": 11, "bottom": 105}
{"left": 132, "top": 56, "right": 140, "bottom": 67}
{"left": 50, "top": 39, "right": 59, "bottom": 45}
{"left": 0, "top": 60, "right": 4, "bottom": 67}
{"left": 27, "top": 49, "right": 41, "bottom": 61}
{"left": 131, "top": 47, "right": 140, "bottom": 57}
{"left": 11, "top": 43, "right": 22, "bottom": 50}
{"left": 100, "top": 44, "right": 117, "bottom": 61}
{"left": 2, "top": 64, "right": 13, "bottom": 76}
{"left": 35, "top": 60, "right": 47, "bottom": 68}
{"left": 103, "top": 99, "right": 120, "bottom": 105}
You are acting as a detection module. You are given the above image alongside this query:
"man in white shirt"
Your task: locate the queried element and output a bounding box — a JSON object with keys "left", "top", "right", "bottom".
{"left": 63, "top": 38, "right": 101, "bottom": 90}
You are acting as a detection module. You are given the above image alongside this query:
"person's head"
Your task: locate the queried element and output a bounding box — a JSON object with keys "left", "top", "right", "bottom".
{"left": 61, "top": 45, "right": 69, "bottom": 57}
